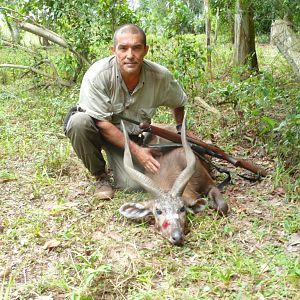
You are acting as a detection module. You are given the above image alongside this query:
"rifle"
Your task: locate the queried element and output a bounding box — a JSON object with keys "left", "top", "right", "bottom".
{"left": 117, "top": 115, "right": 267, "bottom": 177}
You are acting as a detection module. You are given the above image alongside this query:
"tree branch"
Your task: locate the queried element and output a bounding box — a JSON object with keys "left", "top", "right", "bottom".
{"left": 16, "top": 21, "right": 91, "bottom": 66}
{"left": 0, "top": 64, "right": 74, "bottom": 87}
{"left": 1, "top": 39, "right": 38, "bottom": 55}
{"left": 0, "top": 6, "right": 91, "bottom": 86}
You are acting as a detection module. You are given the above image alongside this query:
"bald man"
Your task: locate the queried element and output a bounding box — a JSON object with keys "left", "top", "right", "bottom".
{"left": 65, "top": 24, "right": 187, "bottom": 199}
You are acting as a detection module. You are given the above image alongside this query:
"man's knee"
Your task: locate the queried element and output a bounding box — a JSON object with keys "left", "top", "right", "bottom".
{"left": 66, "top": 112, "right": 96, "bottom": 136}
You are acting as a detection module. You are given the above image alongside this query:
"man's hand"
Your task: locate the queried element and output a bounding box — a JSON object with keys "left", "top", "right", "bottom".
{"left": 133, "top": 146, "right": 160, "bottom": 174}
{"left": 96, "top": 119, "right": 160, "bottom": 173}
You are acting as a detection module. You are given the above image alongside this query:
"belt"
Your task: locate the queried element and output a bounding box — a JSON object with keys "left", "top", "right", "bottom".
{"left": 63, "top": 106, "right": 86, "bottom": 134}
{"left": 63, "top": 106, "right": 78, "bottom": 134}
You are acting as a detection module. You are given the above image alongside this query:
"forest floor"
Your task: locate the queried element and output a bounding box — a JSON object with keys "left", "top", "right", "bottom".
{"left": 0, "top": 44, "right": 299, "bottom": 299}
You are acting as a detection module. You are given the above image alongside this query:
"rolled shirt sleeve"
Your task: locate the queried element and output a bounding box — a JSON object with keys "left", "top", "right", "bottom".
{"left": 161, "top": 72, "right": 187, "bottom": 108}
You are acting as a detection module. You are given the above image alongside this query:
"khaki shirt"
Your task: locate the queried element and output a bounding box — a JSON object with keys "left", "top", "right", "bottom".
{"left": 78, "top": 56, "right": 187, "bottom": 134}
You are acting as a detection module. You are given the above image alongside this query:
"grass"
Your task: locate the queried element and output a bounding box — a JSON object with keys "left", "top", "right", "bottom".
{"left": 0, "top": 42, "right": 299, "bottom": 299}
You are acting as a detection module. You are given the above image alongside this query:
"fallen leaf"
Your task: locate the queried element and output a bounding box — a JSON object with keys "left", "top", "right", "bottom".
{"left": 43, "top": 239, "right": 61, "bottom": 250}
{"left": 96, "top": 203, "right": 105, "bottom": 210}
{"left": 285, "top": 233, "right": 300, "bottom": 256}
{"left": 257, "top": 293, "right": 265, "bottom": 300}
{"left": 273, "top": 187, "right": 285, "bottom": 196}
{"left": 260, "top": 263, "right": 269, "bottom": 273}
{"left": 107, "top": 231, "right": 123, "bottom": 242}
{"left": 0, "top": 266, "right": 11, "bottom": 279}
{"left": 202, "top": 286, "right": 211, "bottom": 292}
{"left": 0, "top": 178, "right": 17, "bottom": 183}
{"left": 92, "top": 231, "right": 103, "bottom": 240}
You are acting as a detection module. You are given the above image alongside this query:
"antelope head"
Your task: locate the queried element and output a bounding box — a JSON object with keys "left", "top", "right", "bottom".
{"left": 119, "top": 114, "right": 206, "bottom": 245}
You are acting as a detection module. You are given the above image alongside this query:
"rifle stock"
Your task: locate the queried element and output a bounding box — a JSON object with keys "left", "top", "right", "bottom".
{"left": 140, "top": 122, "right": 267, "bottom": 177}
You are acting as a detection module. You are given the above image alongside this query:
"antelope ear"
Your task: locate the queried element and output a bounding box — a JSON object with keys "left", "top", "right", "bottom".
{"left": 119, "top": 202, "right": 153, "bottom": 219}
{"left": 186, "top": 198, "right": 207, "bottom": 214}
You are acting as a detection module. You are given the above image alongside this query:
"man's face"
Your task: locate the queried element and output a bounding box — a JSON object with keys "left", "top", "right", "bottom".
{"left": 112, "top": 32, "right": 149, "bottom": 77}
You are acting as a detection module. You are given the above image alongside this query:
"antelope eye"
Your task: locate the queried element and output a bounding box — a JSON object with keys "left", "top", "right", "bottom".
{"left": 156, "top": 208, "right": 162, "bottom": 215}
{"left": 179, "top": 206, "right": 185, "bottom": 213}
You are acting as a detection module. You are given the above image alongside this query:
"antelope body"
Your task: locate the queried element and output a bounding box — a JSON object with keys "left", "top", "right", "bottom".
{"left": 120, "top": 118, "right": 228, "bottom": 245}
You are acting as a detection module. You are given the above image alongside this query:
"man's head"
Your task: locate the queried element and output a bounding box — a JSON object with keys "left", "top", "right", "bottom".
{"left": 112, "top": 24, "right": 149, "bottom": 77}
{"left": 113, "top": 24, "right": 146, "bottom": 47}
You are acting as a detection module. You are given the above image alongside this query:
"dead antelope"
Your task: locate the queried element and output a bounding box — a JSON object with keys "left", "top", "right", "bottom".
{"left": 119, "top": 117, "right": 228, "bottom": 245}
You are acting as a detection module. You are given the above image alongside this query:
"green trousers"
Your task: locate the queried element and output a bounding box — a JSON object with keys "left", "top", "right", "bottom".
{"left": 66, "top": 112, "right": 143, "bottom": 190}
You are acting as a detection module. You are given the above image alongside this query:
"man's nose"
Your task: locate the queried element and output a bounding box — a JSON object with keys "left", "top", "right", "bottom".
{"left": 126, "top": 48, "right": 134, "bottom": 58}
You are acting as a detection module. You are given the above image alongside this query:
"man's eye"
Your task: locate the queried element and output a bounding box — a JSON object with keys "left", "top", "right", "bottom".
{"left": 156, "top": 208, "right": 162, "bottom": 215}
{"left": 179, "top": 206, "right": 185, "bottom": 213}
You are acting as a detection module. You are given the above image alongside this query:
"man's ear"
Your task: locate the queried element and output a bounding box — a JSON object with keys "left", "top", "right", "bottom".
{"left": 119, "top": 202, "right": 153, "bottom": 219}
{"left": 186, "top": 198, "right": 207, "bottom": 214}
{"left": 144, "top": 45, "right": 149, "bottom": 56}
{"left": 111, "top": 46, "right": 116, "bottom": 55}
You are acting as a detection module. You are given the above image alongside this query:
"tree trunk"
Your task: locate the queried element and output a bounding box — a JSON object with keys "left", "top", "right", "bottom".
{"left": 39, "top": 37, "right": 51, "bottom": 47}
{"left": 41, "top": 10, "right": 51, "bottom": 47}
{"left": 226, "top": 2, "right": 234, "bottom": 44}
{"left": 4, "top": 13, "right": 20, "bottom": 44}
{"left": 214, "top": 7, "right": 219, "bottom": 43}
{"left": 204, "top": 0, "right": 211, "bottom": 73}
{"left": 271, "top": 20, "right": 300, "bottom": 81}
{"left": 234, "top": 0, "right": 258, "bottom": 73}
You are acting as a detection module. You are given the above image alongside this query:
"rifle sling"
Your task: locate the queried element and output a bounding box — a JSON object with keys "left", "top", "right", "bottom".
{"left": 192, "top": 151, "right": 232, "bottom": 190}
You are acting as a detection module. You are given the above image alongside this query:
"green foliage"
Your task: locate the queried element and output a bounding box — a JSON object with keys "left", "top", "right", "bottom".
{"left": 0, "top": 274, "right": 15, "bottom": 300}
{"left": 2, "top": 0, "right": 137, "bottom": 78}
{"left": 70, "top": 250, "right": 112, "bottom": 298}
{"left": 210, "top": 0, "right": 300, "bottom": 39}
{"left": 54, "top": 53, "right": 79, "bottom": 80}
{"left": 209, "top": 66, "right": 300, "bottom": 178}
{"left": 164, "top": 0, "right": 196, "bottom": 36}
{"left": 0, "top": 170, "right": 16, "bottom": 181}
{"left": 138, "top": 0, "right": 201, "bottom": 36}
{"left": 148, "top": 34, "right": 206, "bottom": 96}
{"left": 274, "top": 106, "right": 300, "bottom": 173}
{"left": 253, "top": 0, "right": 300, "bottom": 34}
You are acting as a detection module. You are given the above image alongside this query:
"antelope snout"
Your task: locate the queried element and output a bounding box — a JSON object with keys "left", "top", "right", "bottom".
{"left": 170, "top": 229, "right": 184, "bottom": 246}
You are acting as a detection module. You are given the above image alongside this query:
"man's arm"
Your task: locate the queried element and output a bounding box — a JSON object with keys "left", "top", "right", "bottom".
{"left": 95, "top": 120, "right": 160, "bottom": 174}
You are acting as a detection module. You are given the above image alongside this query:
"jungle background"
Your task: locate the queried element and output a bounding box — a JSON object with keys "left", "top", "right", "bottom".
{"left": 0, "top": 0, "right": 299, "bottom": 299}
